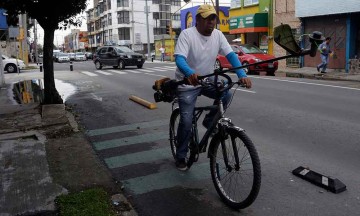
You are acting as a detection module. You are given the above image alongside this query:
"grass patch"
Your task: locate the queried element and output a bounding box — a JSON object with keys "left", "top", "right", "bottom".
{"left": 25, "top": 66, "right": 38, "bottom": 70}
{"left": 56, "top": 188, "right": 116, "bottom": 216}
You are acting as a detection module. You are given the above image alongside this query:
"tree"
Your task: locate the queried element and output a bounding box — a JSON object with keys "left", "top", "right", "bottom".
{"left": 0, "top": 0, "right": 87, "bottom": 104}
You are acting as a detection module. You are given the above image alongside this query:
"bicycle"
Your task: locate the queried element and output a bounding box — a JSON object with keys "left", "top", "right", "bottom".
{"left": 171, "top": 73, "right": 261, "bottom": 209}
{"left": 152, "top": 24, "right": 323, "bottom": 209}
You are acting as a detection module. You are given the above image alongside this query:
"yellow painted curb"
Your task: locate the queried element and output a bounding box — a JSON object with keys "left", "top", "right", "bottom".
{"left": 129, "top": 95, "right": 157, "bottom": 110}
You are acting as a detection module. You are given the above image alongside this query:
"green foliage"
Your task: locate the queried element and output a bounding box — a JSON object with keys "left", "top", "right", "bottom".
{"left": 56, "top": 188, "right": 116, "bottom": 216}
{"left": 0, "top": 0, "right": 87, "bottom": 30}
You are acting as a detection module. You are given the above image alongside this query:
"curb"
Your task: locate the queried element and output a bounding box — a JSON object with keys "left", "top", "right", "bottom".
{"left": 284, "top": 72, "right": 360, "bottom": 83}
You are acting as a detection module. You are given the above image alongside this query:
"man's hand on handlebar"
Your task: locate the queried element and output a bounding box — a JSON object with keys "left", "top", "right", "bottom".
{"left": 239, "top": 77, "right": 252, "bottom": 89}
{"left": 186, "top": 73, "right": 199, "bottom": 86}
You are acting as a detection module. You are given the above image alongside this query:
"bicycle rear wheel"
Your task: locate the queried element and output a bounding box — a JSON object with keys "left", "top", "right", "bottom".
{"left": 169, "top": 108, "right": 180, "bottom": 160}
{"left": 169, "top": 108, "right": 197, "bottom": 166}
{"left": 209, "top": 128, "right": 261, "bottom": 209}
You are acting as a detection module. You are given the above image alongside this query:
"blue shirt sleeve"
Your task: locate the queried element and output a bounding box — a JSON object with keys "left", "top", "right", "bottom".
{"left": 175, "top": 55, "right": 194, "bottom": 77}
{"left": 226, "top": 52, "right": 247, "bottom": 78}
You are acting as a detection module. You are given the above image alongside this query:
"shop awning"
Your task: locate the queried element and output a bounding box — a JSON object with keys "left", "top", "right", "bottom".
{"left": 229, "top": 13, "right": 268, "bottom": 34}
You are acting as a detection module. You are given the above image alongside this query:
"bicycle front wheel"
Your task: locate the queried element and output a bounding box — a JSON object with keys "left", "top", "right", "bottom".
{"left": 209, "top": 128, "right": 261, "bottom": 209}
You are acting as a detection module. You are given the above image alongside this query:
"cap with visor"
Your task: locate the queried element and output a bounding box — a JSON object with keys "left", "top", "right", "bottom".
{"left": 196, "top": 4, "right": 218, "bottom": 18}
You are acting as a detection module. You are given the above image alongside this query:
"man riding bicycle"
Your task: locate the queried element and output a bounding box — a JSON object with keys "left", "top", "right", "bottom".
{"left": 174, "top": 4, "right": 252, "bottom": 171}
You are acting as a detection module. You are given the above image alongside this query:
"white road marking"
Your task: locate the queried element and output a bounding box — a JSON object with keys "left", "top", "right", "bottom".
{"left": 232, "top": 87, "right": 256, "bottom": 93}
{"left": 94, "top": 70, "right": 113, "bottom": 75}
{"left": 137, "top": 69, "right": 155, "bottom": 73}
{"left": 81, "top": 71, "right": 98, "bottom": 76}
{"left": 124, "top": 70, "right": 141, "bottom": 74}
{"left": 107, "top": 70, "right": 128, "bottom": 75}
{"left": 252, "top": 76, "right": 360, "bottom": 91}
{"left": 90, "top": 93, "right": 102, "bottom": 101}
{"left": 144, "top": 73, "right": 167, "bottom": 77}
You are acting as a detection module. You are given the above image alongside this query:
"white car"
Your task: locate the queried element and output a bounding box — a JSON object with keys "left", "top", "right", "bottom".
{"left": 57, "top": 53, "right": 70, "bottom": 63}
{"left": 1, "top": 55, "right": 26, "bottom": 73}
{"left": 74, "top": 52, "right": 86, "bottom": 61}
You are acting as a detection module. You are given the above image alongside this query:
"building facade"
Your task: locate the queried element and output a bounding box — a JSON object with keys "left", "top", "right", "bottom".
{"left": 273, "top": 0, "right": 301, "bottom": 69}
{"left": 64, "top": 30, "right": 89, "bottom": 53}
{"left": 296, "top": 0, "right": 360, "bottom": 72}
{"left": 86, "top": 0, "right": 181, "bottom": 54}
{"left": 228, "top": 0, "right": 273, "bottom": 54}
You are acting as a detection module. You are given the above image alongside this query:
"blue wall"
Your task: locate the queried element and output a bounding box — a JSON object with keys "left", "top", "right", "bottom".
{"left": 0, "top": 9, "right": 8, "bottom": 29}
{"left": 180, "top": 6, "right": 229, "bottom": 30}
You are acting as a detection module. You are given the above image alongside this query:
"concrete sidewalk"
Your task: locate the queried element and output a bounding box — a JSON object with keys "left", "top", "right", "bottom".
{"left": 277, "top": 67, "right": 360, "bottom": 82}
{"left": 0, "top": 84, "right": 137, "bottom": 215}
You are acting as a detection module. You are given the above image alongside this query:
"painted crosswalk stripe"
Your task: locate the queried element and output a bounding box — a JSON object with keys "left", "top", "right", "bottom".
{"left": 87, "top": 119, "right": 168, "bottom": 136}
{"left": 160, "top": 66, "right": 176, "bottom": 69}
{"left": 81, "top": 71, "right": 98, "bottom": 76}
{"left": 124, "top": 70, "right": 141, "bottom": 74}
{"left": 144, "top": 73, "right": 167, "bottom": 77}
{"left": 93, "top": 131, "right": 168, "bottom": 150}
{"left": 149, "top": 68, "right": 171, "bottom": 71}
{"left": 107, "top": 70, "right": 128, "bottom": 75}
{"left": 94, "top": 70, "right": 113, "bottom": 75}
{"left": 105, "top": 147, "right": 171, "bottom": 169}
{"left": 124, "top": 162, "right": 209, "bottom": 195}
{"left": 137, "top": 69, "right": 155, "bottom": 73}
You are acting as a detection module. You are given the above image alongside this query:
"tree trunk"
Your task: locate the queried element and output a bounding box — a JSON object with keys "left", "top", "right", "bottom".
{"left": 42, "top": 27, "right": 63, "bottom": 104}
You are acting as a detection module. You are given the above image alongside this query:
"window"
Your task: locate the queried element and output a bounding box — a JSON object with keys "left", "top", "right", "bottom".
{"left": 109, "top": 29, "right": 113, "bottom": 41}
{"left": 118, "top": 27, "right": 130, "bottom": 40}
{"left": 117, "top": 0, "right": 129, "bottom": 7}
{"left": 159, "top": 5, "right": 170, "bottom": 11}
{"left": 153, "top": 12, "right": 159, "bottom": 20}
{"left": 172, "top": 14, "right": 180, "bottom": 21}
{"left": 100, "top": 48, "right": 107, "bottom": 54}
{"left": 244, "top": 0, "right": 259, "bottom": 6}
{"left": 231, "top": 0, "right": 241, "bottom": 8}
{"left": 152, "top": 0, "right": 159, "bottom": 4}
{"left": 107, "top": 0, "right": 111, "bottom": 10}
{"left": 108, "top": 13, "right": 112, "bottom": 25}
{"left": 159, "top": 12, "right": 170, "bottom": 19}
{"left": 101, "top": 15, "right": 107, "bottom": 27}
{"left": 160, "top": 20, "right": 170, "bottom": 27}
{"left": 172, "top": 0, "right": 181, "bottom": 6}
{"left": 117, "top": 11, "right": 130, "bottom": 24}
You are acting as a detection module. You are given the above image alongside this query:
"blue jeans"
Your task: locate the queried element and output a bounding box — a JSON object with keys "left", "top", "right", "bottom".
{"left": 175, "top": 85, "right": 231, "bottom": 160}
{"left": 317, "top": 54, "right": 329, "bottom": 72}
{"left": 161, "top": 53, "right": 165, "bottom": 61}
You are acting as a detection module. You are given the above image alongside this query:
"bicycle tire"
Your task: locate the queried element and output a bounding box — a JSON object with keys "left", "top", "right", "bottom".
{"left": 169, "top": 107, "right": 197, "bottom": 165}
{"left": 209, "top": 128, "right": 261, "bottom": 209}
{"left": 169, "top": 108, "right": 180, "bottom": 160}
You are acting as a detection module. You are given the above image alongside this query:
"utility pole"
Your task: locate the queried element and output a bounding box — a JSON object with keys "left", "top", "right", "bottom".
{"left": 34, "top": 19, "right": 38, "bottom": 64}
{"left": 102, "top": 24, "right": 105, "bottom": 45}
{"left": 131, "top": 0, "right": 135, "bottom": 50}
{"left": 145, "top": 0, "right": 151, "bottom": 59}
{"left": 0, "top": 45, "right": 4, "bottom": 87}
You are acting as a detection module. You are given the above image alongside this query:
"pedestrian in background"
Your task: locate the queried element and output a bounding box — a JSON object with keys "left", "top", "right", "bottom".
{"left": 159, "top": 46, "right": 165, "bottom": 62}
{"left": 317, "top": 37, "right": 332, "bottom": 74}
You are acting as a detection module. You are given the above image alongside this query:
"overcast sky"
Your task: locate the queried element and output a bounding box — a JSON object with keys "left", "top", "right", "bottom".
{"left": 33, "top": 0, "right": 231, "bottom": 46}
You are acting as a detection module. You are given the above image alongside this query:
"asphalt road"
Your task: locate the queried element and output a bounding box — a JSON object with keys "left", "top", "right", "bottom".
{"left": 7, "top": 60, "right": 360, "bottom": 215}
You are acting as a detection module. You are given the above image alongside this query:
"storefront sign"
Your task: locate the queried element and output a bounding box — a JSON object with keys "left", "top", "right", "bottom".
{"left": 229, "top": 13, "right": 268, "bottom": 34}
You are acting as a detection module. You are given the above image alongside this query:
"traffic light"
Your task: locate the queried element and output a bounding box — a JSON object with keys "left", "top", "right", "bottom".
{"left": 166, "top": 24, "right": 172, "bottom": 35}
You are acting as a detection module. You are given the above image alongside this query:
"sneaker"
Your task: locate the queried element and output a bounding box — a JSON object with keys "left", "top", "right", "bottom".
{"left": 317, "top": 66, "right": 320, "bottom": 72}
{"left": 321, "top": 71, "right": 327, "bottom": 74}
{"left": 175, "top": 158, "right": 188, "bottom": 171}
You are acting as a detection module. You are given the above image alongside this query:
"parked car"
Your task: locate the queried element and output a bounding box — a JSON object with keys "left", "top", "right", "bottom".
{"left": 75, "top": 52, "right": 86, "bottom": 61}
{"left": 85, "top": 52, "right": 93, "bottom": 60}
{"left": 56, "top": 53, "right": 70, "bottom": 63}
{"left": 93, "top": 45, "right": 145, "bottom": 69}
{"left": 1, "top": 55, "right": 26, "bottom": 73}
{"left": 215, "top": 44, "right": 278, "bottom": 76}
{"left": 68, "top": 52, "right": 75, "bottom": 61}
